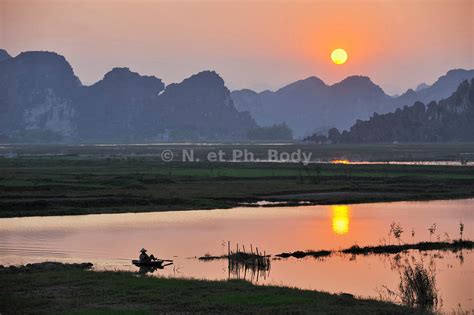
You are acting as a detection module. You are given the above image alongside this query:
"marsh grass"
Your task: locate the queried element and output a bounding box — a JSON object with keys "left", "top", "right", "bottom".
{"left": 276, "top": 240, "right": 473, "bottom": 258}
{"left": 378, "top": 258, "right": 440, "bottom": 312}
{"left": 398, "top": 261, "right": 439, "bottom": 310}
{"left": 276, "top": 249, "right": 332, "bottom": 258}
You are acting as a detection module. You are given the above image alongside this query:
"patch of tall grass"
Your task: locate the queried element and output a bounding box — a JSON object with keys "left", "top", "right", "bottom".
{"left": 398, "top": 261, "right": 439, "bottom": 310}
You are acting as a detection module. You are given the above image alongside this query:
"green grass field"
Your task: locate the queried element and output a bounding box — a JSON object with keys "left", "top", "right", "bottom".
{"left": 0, "top": 263, "right": 419, "bottom": 314}
{"left": 0, "top": 153, "right": 473, "bottom": 217}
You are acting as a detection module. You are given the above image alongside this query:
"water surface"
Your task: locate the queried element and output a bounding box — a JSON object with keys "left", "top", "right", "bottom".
{"left": 1, "top": 199, "right": 472, "bottom": 310}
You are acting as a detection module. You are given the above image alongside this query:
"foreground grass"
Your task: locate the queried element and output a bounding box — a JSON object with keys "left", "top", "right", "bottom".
{"left": 0, "top": 263, "right": 419, "bottom": 314}
{"left": 1, "top": 155, "right": 474, "bottom": 217}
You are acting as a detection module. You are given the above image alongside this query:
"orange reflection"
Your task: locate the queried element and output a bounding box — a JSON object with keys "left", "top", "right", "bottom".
{"left": 331, "top": 205, "right": 350, "bottom": 235}
{"left": 330, "top": 159, "right": 350, "bottom": 164}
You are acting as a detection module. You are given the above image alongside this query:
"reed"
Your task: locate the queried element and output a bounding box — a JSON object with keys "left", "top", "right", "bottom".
{"left": 398, "top": 261, "right": 439, "bottom": 310}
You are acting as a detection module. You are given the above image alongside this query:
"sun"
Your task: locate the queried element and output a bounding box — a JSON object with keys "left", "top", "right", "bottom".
{"left": 331, "top": 48, "right": 348, "bottom": 65}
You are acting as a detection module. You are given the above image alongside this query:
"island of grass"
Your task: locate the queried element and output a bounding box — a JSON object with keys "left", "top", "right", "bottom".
{"left": 1, "top": 150, "right": 474, "bottom": 218}
{"left": 0, "top": 262, "right": 419, "bottom": 314}
{"left": 275, "top": 240, "right": 473, "bottom": 259}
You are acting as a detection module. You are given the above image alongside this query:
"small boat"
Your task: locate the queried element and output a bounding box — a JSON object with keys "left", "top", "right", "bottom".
{"left": 132, "top": 259, "right": 164, "bottom": 267}
{"left": 132, "top": 259, "right": 173, "bottom": 268}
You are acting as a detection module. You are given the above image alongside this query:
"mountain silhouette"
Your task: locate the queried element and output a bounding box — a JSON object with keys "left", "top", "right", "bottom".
{"left": 231, "top": 70, "right": 474, "bottom": 137}
{"left": 148, "top": 71, "right": 256, "bottom": 141}
{"left": 76, "top": 67, "right": 165, "bottom": 141}
{"left": 414, "top": 69, "right": 474, "bottom": 103}
{"left": 415, "top": 83, "right": 429, "bottom": 92}
{"left": 232, "top": 75, "right": 390, "bottom": 136}
{"left": 0, "top": 49, "right": 12, "bottom": 62}
{"left": 1, "top": 48, "right": 472, "bottom": 143}
{"left": 0, "top": 50, "right": 255, "bottom": 142}
{"left": 305, "top": 79, "right": 474, "bottom": 143}
{"left": 0, "top": 51, "right": 81, "bottom": 139}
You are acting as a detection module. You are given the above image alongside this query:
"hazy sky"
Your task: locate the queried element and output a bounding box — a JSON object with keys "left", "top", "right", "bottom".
{"left": 1, "top": 0, "right": 473, "bottom": 94}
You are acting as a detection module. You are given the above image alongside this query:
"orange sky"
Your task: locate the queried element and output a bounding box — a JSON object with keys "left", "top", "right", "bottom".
{"left": 1, "top": 0, "right": 473, "bottom": 94}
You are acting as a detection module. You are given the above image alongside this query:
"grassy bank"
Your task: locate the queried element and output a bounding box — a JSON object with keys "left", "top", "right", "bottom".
{"left": 0, "top": 262, "right": 418, "bottom": 314}
{"left": 1, "top": 154, "right": 474, "bottom": 217}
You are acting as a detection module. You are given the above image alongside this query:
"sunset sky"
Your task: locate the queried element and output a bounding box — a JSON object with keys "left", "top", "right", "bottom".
{"left": 1, "top": 0, "right": 473, "bottom": 94}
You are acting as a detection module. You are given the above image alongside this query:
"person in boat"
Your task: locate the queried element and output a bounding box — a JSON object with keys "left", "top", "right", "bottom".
{"left": 139, "top": 248, "right": 157, "bottom": 263}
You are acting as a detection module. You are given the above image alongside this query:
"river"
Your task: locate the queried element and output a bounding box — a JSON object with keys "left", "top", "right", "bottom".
{"left": 1, "top": 199, "right": 472, "bottom": 311}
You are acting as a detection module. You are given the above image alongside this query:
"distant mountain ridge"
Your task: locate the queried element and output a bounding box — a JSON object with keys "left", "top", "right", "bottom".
{"left": 0, "top": 50, "right": 255, "bottom": 142}
{"left": 305, "top": 79, "right": 474, "bottom": 143}
{"left": 231, "top": 69, "right": 474, "bottom": 137}
{"left": 415, "top": 83, "right": 429, "bottom": 92}
{"left": 396, "top": 69, "right": 474, "bottom": 106}
{"left": 1, "top": 48, "right": 472, "bottom": 143}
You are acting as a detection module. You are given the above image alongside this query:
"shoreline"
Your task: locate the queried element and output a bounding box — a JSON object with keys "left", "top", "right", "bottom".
{"left": 1, "top": 194, "right": 473, "bottom": 219}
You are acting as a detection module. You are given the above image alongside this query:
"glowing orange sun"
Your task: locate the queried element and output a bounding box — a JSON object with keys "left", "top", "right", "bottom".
{"left": 331, "top": 48, "right": 348, "bottom": 65}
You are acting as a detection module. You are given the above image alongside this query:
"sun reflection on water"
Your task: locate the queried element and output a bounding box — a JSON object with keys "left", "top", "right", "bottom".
{"left": 330, "top": 159, "right": 351, "bottom": 164}
{"left": 331, "top": 205, "right": 350, "bottom": 235}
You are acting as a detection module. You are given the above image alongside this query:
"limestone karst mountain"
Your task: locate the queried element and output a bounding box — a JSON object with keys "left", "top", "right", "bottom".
{"left": 1, "top": 48, "right": 472, "bottom": 143}
{"left": 0, "top": 50, "right": 255, "bottom": 142}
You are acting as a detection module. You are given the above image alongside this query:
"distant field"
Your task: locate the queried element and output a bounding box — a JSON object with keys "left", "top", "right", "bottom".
{"left": 1, "top": 142, "right": 474, "bottom": 162}
{"left": 1, "top": 151, "right": 473, "bottom": 217}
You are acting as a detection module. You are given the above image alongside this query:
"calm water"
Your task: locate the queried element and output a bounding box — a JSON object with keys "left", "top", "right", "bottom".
{"left": 1, "top": 199, "right": 473, "bottom": 311}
